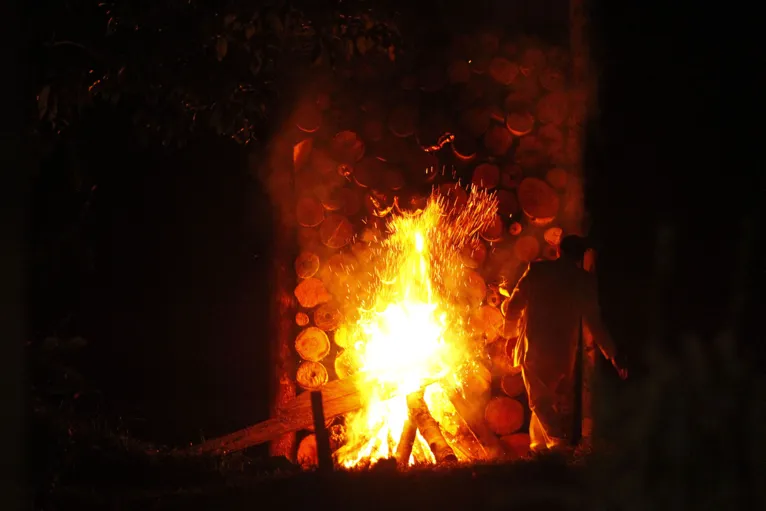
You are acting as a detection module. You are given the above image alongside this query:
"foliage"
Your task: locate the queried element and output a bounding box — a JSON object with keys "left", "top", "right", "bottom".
{"left": 34, "top": 0, "right": 404, "bottom": 149}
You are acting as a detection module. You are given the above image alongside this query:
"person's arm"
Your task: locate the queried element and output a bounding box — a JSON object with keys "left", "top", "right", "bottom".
{"left": 501, "top": 264, "right": 531, "bottom": 338}
{"left": 582, "top": 275, "right": 628, "bottom": 379}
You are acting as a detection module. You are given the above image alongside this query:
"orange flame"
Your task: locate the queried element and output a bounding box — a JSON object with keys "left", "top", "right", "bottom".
{"left": 334, "top": 187, "right": 498, "bottom": 468}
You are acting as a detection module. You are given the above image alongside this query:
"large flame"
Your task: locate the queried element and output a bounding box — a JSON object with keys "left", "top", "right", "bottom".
{"left": 334, "top": 188, "right": 498, "bottom": 468}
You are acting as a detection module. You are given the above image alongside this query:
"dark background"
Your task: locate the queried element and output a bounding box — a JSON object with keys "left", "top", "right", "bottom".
{"left": 10, "top": 0, "right": 748, "bottom": 469}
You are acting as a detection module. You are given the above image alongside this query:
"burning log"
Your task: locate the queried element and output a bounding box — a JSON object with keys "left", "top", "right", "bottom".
{"left": 500, "top": 433, "right": 531, "bottom": 460}
{"left": 295, "top": 251, "right": 320, "bottom": 280}
{"left": 296, "top": 196, "right": 325, "bottom": 228}
{"left": 319, "top": 213, "right": 354, "bottom": 249}
{"left": 294, "top": 278, "right": 332, "bottom": 309}
{"left": 517, "top": 177, "right": 560, "bottom": 226}
{"left": 395, "top": 417, "right": 417, "bottom": 466}
{"left": 406, "top": 391, "right": 458, "bottom": 463}
{"left": 501, "top": 372, "right": 525, "bottom": 398}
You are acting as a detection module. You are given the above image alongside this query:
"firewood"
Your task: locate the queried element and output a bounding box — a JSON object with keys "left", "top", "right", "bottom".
{"left": 353, "top": 156, "right": 384, "bottom": 189}
{"left": 464, "top": 361, "right": 492, "bottom": 398}
{"left": 416, "top": 111, "right": 454, "bottom": 153}
{"left": 539, "top": 67, "right": 566, "bottom": 92}
{"left": 419, "top": 65, "right": 447, "bottom": 92}
{"left": 508, "top": 221, "right": 523, "bottom": 236}
{"left": 486, "top": 285, "right": 502, "bottom": 308}
{"left": 518, "top": 177, "right": 560, "bottom": 224}
{"left": 334, "top": 348, "right": 361, "bottom": 380}
{"left": 491, "top": 351, "right": 516, "bottom": 378}
{"left": 297, "top": 434, "right": 318, "bottom": 469}
{"left": 520, "top": 48, "right": 547, "bottom": 76}
{"left": 545, "top": 168, "right": 568, "bottom": 190}
{"left": 381, "top": 168, "right": 405, "bottom": 191}
{"left": 310, "top": 148, "right": 340, "bottom": 177}
{"left": 314, "top": 303, "right": 342, "bottom": 331}
{"left": 298, "top": 227, "right": 321, "bottom": 252}
{"left": 364, "top": 191, "right": 396, "bottom": 218}
{"left": 332, "top": 324, "right": 353, "bottom": 349}
{"left": 295, "top": 327, "right": 331, "bottom": 362}
{"left": 461, "top": 107, "right": 491, "bottom": 138}
{"left": 543, "top": 227, "right": 563, "bottom": 246}
{"left": 362, "top": 117, "right": 384, "bottom": 142}
{"left": 472, "top": 163, "right": 500, "bottom": 190}
{"left": 297, "top": 361, "right": 329, "bottom": 390}
{"left": 485, "top": 396, "right": 525, "bottom": 436}
{"left": 504, "top": 91, "right": 535, "bottom": 113}
{"left": 505, "top": 112, "right": 535, "bottom": 137}
{"left": 293, "top": 137, "right": 313, "bottom": 172}
{"left": 445, "top": 386, "right": 507, "bottom": 460}
{"left": 296, "top": 196, "right": 325, "bottom": 228}
{"left": 489, "top": 104, "right": 505, "bottom": 123}
{"left": 395, "top": 418, "right": 417, "bottom": 466}
{"left": 448, "top": 60, "right": 471, "bottom": 84}
{"left": 451, "top": 132, "right": 478, "bottom": 162}
{"left": 542, "top": 245, "right": 560, "bottom": 260}
{"left": 295, "top": 312, "right": 310, "bottom": 327}
{"left": 480, "top": 214, "right": 504, "bottom": 242}
{"left": 483, "top": 125, "right": 513, "bottom": 157}
{"left": 438, "top": 183, "right": 468, "bottom": 209}
{"left": 537, "top": 92, "right": 569, "bottom": 126}
{"left": 471, "top": 305, "right": 505, "bottom": 343}
{"left": 295, "top": 251, "right": 320, "bottom": 279}
{"left": 319, "top": 213, "right": 354, "bottom": 249}
{"left": 514, "top": 235, "right": 541, "bottom": 262}
{"left": 496, "top": 190, "right": 520, "bottom": 218}
{"left": 388, "top": 104, "right": 419, "bottom": 138}
{"left": 320, "top": 188, "right": 343, "bottom": 212}
{"left": 500, "top": 433, "right": 531, "bottom": 460}
{"left": 371, "top": 135, "right": 409, "bottom": 165}
{"left": 500, "top": 162, "right": 524, "bottom": 189}
{"left": 186, "top": 375, "right": 403, "bottom": 455}
{"left": 515, "top": 135, "right": 548, "bottom": 170}
{"left": 489, "top": 57, "right": 519, "bottom": 85}
{"left": 330, "top": 131, "right": 365, "bottom": 164}
{"left": 501, "top": 372, "right": 525, "bottom": 398}
{"left": 406, "top": 391, "right": 458, "bottom": 463}
{"left": 294, "top": 101, "right": 322, "bottom": 133}
{"left": 462, "top": 267, "right": 485, "bottom": 302}
{"left": 460, "top": 239, "right": 488, "bottom": 269}
{"left": 538, "top": 124, "right": 565, "bottom": 157}
{"left": 512, "top": 72, "right": 542, "bottom": 101}
{"left": 294, "top": 278, "right": 332, "bottom": 308}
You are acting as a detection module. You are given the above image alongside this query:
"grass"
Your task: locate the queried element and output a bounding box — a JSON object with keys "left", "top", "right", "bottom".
{"left": 30, "top": 334, "right": 764, "bottom": 510}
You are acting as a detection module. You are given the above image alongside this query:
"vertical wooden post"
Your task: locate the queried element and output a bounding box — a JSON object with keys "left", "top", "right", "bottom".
{"left": 571, "top": 0, "right": 596, "bottom": 448}
{"left": 310, "top": 391, "right": 334, "bottom": 473}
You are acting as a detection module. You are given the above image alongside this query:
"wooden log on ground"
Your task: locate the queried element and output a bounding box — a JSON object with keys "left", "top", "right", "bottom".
{"left": 406, "top": 391, "right": 457, "bottom": 463}
{"left": 185, "top": 375, "right": 439, "bottom": 456}
{"left": 446, "top": 386, "right": 507, "bottom": 460}
{"left": 395, "top": 417, "right": 418, "bottom": 466}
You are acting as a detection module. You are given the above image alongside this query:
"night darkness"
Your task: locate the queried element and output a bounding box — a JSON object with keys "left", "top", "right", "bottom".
{"left": 3, "top": 0, "right": 758, "bottom": 508}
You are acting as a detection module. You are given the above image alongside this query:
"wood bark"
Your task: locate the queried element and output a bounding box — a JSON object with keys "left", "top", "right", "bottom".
{"left": 395, "top": 418, "right": 417, "bottom": 466}
{"left": 406, "top": 391, "right": 457, "bottom": 464}
{"left": 446, "top": 387, "right": 507, "bottom": 460}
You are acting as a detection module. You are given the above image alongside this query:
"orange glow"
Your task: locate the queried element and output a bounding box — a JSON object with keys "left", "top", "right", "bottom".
{"left": 334, "top": 188, "right": 498, "bottom": 468}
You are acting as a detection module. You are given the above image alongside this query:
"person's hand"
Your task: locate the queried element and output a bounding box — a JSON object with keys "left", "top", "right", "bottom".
{"left": 611, "top": 355, "right": 628, "bottom": 380}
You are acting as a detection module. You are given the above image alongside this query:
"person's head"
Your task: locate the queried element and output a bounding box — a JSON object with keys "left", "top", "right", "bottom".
{"left": 559, "top": 235, "right": 589, "bottom": 262}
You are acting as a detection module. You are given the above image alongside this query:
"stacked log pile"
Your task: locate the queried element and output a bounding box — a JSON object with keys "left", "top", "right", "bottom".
{"left": 277, "top": 30, "right": 588, "bottom": 465}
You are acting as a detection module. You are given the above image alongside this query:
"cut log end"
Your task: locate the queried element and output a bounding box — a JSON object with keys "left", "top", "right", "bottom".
{"left": 295, "top": 326, "right": 331, "bottom": 362}
{"left": 485, "top": 396, "right": 525, "bottom": 436}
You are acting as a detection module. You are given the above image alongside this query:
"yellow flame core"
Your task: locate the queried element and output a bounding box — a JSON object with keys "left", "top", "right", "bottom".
{"left": 334, "top": 190, "right": 499, "bottom": 469}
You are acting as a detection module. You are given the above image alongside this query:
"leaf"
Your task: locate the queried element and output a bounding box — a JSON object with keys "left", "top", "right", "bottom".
{"left": 38, "top": 85, "right": 50, "bottom": 120}
{"left": 216, "top": 37, "right": 228, "bottom": 62}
